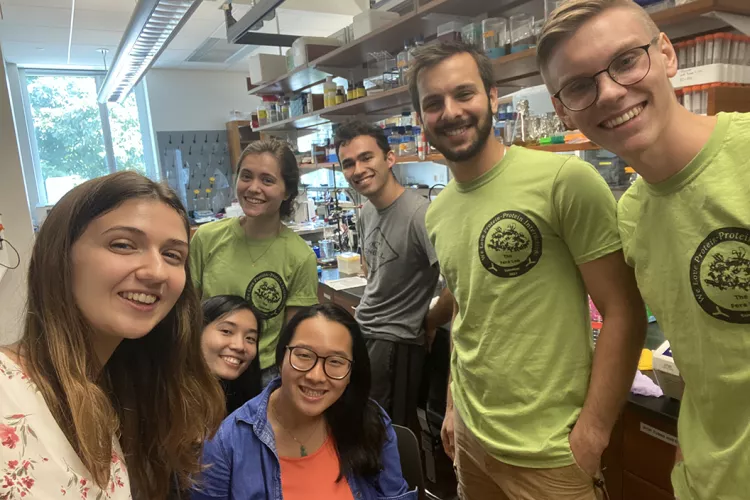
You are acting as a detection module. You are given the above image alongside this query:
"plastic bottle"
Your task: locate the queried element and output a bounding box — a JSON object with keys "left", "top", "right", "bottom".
{"left": 356, "top": 81, "right": 367, "bottom": 99}
{"left": 402, "top": 126, "right": 416, "bottom": 156}
{"left": 397, "top": 40, "right": 410, "bottom": 86}
{"left": 335, "top": 86, "right": 345, "bottom": 105}
{"left": 695, "top": 36, "right": 704, "bottom": 67}
{"left": 323, "top": 76, "right": 337, "bottom": 108}
{"left": 416, "top": 126, "right": 426, "bottom": 161}
{"left": 704, "top": 34, "right": 715, "bottom": 65}
{"left": 686, "top": 39, "right": 696, "bottom": 68}
{"left": 281, "top": 98, "right": 290, "bottom": 120}
{"left": 408, "top": 35, "right": 424, "bottom": 65}
{"left": 347, "top": 81, "right": 355, "bottom": 101}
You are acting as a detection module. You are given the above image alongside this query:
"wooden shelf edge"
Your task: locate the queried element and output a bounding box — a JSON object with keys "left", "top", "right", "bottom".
{"left": 651, "top": 0, "right": 750, "bottom": 26}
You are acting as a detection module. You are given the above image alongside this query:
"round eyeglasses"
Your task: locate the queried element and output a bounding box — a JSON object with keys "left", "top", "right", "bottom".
{"left": 553, "top": 37, "right": 659, "bottom": 112}
{"left": 286, "top": 346, "right": 353, "bottom": 380}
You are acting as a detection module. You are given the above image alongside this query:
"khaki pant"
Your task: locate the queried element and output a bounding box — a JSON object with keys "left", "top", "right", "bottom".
{"left": 454, "top": 410, "right": 607, "bottom": 500}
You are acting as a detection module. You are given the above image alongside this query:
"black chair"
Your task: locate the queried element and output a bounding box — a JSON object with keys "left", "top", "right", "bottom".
{"left": 393, "top": 424, "right": 426, "bottom": 499}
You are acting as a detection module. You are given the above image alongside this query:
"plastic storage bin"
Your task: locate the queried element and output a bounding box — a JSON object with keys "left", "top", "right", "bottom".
{"left": 437, "top": 21, "right": 465, "bottom": 43}
{"left": 482, "top": 18, "right": 508, "bottom": 59}
{"left": 461, "top": 22, "right": 483, "bottom": 49}
{"left": 337, "top": 253, "right": 361, "bottom": 275}
{"left": 510, "top": 14, "right": 535, "bottom": 53}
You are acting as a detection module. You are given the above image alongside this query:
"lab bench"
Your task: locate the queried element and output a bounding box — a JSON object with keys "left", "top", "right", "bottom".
{"left": 317, "top": 271, "right": 682, "bottom": 500}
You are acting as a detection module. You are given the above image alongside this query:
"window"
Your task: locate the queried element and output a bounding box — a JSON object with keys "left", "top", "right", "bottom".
{"left": 20, "top": 70, "right": 157, "bottom": 205}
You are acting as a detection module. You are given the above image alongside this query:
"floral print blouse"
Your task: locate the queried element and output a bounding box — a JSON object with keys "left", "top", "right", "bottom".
{"left": 0, "top": 351, "right": 131, "bottom": 499}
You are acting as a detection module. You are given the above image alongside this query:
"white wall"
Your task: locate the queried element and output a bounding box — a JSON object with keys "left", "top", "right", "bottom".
{"left": 0, "top": 47, "right": 35, "bottom": 345}
{"left": 145, "top": 69, "right": 262, "bottom": 132}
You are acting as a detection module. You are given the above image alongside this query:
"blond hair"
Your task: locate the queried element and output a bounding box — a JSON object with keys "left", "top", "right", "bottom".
{"left": 537, "top": 0, "right": 660, "bottom": 85}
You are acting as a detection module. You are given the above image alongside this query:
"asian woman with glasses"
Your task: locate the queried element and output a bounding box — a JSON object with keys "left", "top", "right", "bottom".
{"left": 191, "top": 303, "right": 416, "bottom": 500}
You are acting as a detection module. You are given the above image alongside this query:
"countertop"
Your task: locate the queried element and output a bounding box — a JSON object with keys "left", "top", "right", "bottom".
{"left": 319, "top": 267, "right": 366, "bottom": 301}
{"left": 317, "top": 269, "right": 681, "bottom": 422}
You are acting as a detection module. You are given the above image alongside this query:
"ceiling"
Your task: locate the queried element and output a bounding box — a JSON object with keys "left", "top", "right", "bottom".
{"left": 0, "top": 0, "right": 363, "bottom": 72}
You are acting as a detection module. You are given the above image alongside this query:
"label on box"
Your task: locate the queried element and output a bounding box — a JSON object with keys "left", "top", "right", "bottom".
{"left": 640, "top": 422, "right": 678, "bottom": 447}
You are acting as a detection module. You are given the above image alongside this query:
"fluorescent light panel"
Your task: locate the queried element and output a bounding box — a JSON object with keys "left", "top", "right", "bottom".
{"left": 98, "top": 0, "right": 202, "bottom": 104}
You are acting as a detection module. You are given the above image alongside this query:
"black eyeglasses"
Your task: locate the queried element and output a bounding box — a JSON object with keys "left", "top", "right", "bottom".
{"left": 553, "top": 37, "right": 659, "bottom": 111}
{"left": 286, "top": 346, "right": 353, "bottom": 380}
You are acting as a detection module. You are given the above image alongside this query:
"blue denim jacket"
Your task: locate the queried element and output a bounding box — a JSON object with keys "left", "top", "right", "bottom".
{"left": 191, "top": 378, "right": 417, "bottom": 500}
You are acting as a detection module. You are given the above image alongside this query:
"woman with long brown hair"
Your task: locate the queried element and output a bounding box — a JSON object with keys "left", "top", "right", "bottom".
{"left": 0, "top": 171, "right": 225, "bottom": 499}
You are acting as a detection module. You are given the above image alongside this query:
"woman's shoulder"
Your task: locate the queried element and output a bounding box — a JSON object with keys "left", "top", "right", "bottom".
{"left": 279, "top": 226, "right": 316, "bottom": 259}
{"left": 193, "top": 217, "right": 239, "bottom": 241}
{"left": 0, "top": 351, "right": 133, "bottom": 499}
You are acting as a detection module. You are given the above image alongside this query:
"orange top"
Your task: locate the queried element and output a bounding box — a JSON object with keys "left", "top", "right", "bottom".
{"left": 279, "top": 435, "right": 355, "bottom": 500}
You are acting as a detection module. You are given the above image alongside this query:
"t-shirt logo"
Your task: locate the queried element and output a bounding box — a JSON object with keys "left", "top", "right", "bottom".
{"left": 364, "top": 226, "right": 399, "bottom": 274}
{"left": 479, "top": 211, "right": 543, "bottom": 278}
{"left": 690, "top": 227, "right": 750, "bottom": 324}
{"left": 245, "top": 271, "right": 288, "bottom": 320}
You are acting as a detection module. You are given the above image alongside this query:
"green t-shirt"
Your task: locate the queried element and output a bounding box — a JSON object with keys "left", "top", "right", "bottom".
{"left": 426, "top": 146, "right": 621, "bottom": 467}
{"left": 189, "top": 218, "right": 319, "bottom": 369}
{"left": 618, "top": 112, "right": 750, "bottom": 500}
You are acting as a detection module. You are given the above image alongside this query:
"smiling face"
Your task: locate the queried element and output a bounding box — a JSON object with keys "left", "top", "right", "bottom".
{"left": 70, "top": 199, "right": 188, "bottom": 358}
{"left": 278, "top": 315, "right": 352, "bottom": 419}
{"left": 416, "top": 52, "right": 498, "bottom": 162}
{"left": 544, "top": 7, "right": 678, "bottom": 158}
{"left": 339, "top": 135, "right": 396, "bottom": 198}
{"left": 236, "top": 152, "right": 288, "bottom": 219}
{"left": 201, "top": 308, "right": 259, "bottom": 380}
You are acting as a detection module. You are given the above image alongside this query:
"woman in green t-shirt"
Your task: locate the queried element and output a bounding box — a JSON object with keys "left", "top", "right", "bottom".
{"left": 190, "top": 139, "right": 319, "bottom": 387}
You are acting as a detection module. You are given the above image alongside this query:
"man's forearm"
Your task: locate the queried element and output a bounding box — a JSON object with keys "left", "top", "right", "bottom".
{"left": 577, "top": 309, "right": 646, "bottom": 449}
{"left": 427, "top": 287, "right": 453, "bottom": 328}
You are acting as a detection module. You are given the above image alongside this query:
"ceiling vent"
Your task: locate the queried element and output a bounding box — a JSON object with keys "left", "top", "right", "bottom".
{"left": 186, "top": 37, "right": 255, "bottom": 64}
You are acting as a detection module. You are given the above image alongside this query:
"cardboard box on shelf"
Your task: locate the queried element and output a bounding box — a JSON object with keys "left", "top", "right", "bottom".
{"left": 352, "top": 10, "right": 400, "bottom": 40}
{"left": 652, "top": 340, "right": 685, "bottom": 400}
{"left": 248, "top": 54, "right": 288, "bottom": 84}
{"left": 291, "top": 37, "right": 342, "bottom": 68}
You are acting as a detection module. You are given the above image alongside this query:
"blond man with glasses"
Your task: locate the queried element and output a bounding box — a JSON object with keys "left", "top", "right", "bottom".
{"left": 538, "top": 1, "right": 750, "bottom": 499}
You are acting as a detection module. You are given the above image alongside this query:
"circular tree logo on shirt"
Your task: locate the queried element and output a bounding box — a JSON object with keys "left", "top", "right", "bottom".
{"left": 245, "top": 271, "right": 287, "bottom": 320}
{"left": 690, "top": 227, "right": 750, "bottom": 324}
{"left": 479, "top": 211, "right": 542, "bottom": 278}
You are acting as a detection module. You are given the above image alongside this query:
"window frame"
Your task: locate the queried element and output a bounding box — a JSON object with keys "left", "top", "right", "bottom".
{"left": 17, "top": 68, "right": 158, "bottom": 207}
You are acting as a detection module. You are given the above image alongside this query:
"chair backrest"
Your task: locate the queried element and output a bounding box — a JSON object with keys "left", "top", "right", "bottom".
{"left": 393, "top": 424, "right": 425, "bottom": 497}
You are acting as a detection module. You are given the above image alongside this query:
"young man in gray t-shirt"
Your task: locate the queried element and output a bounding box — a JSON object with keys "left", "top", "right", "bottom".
{"left": 335, "top": 121, "right": 452, "bottom": 426}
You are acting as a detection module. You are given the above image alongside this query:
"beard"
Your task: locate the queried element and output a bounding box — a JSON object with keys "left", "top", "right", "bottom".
{"left": 424, "top": 103, "right": 494, "bottom": 162}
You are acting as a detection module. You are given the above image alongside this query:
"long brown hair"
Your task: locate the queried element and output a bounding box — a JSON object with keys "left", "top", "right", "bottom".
{"left": 20, "top": 171, "right": 225, "bottom": 498}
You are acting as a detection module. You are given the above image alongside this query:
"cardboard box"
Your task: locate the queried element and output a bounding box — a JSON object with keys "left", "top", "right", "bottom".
{"left": 291, "top": 37, "right": 341, "bottom": 68}
{"left": 652, "top": 340, "right": 685, "bottom": 400}
{"left": 248, "top": 53, "right": 288, "bottom": 85}
{"left": 353, "top": 10, "right": 400, "bottom": 40}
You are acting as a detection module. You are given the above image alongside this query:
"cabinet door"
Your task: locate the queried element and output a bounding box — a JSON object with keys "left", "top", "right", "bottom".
{"left": 317, "top": 284, "right": 335, "bottom": 304}
{"left": 622, "top": 405, "right": 677, "bottom": 493}
{"left": 333, "top": 292, "right": 359, "bottom": 316}
{"left": 623, "top": 471, "right": 675, "bottom": 500}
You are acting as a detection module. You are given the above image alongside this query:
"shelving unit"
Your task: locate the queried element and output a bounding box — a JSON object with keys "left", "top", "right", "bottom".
{"left": 226, "top": 120, "right": 260, "bottom": 171}
{"left": 242, "top": 0, "right": 748, "bottom": 168}
{"left": 707, "top": 85, "right": 750, "bottom": 114}
{"left": 248, "top": 0, "right": 748, "bottom": 103}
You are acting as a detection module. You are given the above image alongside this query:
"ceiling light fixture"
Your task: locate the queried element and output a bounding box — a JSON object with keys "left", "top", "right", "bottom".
{"left": 97, "top": 0, "right": 203, "bottom": 104}
{"left": 66, "top": 0, "right": 76, "bottom": 64}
